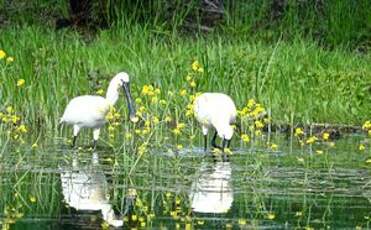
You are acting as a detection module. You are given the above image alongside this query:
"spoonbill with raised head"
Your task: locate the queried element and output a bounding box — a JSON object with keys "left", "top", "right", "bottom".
{"left": 60, "top": 72, "right": 137, "bottom": 149}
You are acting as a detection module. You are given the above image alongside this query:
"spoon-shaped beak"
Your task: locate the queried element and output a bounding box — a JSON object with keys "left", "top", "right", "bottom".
{"left": 122, "top": 82, "right": 138, "bottom": 123}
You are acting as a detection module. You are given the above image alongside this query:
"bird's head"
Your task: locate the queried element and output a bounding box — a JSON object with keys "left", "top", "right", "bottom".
{"left": 111, "top": 72, "right": 138, "bottom": 123}
{"left": 216, "top": 124, "right": 234, "bottom": 140}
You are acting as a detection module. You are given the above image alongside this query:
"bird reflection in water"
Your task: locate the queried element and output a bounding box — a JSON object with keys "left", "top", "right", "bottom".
{"left": 60, "top": 151, "right": 123, "bottom": 227}
{"left": 190, "top": 161, "right": 233, "bottom": 213}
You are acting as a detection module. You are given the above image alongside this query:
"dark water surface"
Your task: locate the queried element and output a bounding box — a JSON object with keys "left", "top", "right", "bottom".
{"left": 0, "top": 135, "right": 370, "bottom": 229}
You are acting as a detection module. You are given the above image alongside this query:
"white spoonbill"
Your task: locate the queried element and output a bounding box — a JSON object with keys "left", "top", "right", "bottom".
{"left": 60, "top": 72, "right": 137, "bottom": 149}
{"left": 193, "top": 93, "right": 237, "bottom": 161}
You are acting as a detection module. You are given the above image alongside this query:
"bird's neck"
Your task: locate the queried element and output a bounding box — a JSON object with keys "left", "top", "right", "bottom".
{"left": 105, "top": 83, "right": 119, "bottom": 105}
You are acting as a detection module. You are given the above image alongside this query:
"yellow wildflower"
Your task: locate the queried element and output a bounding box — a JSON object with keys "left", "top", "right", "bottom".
{"left": 322, "top": 132, "right": 330, "bottom": 141}
{"left": 255, "top": 120, "right": 264, "bottom": 129}
{"left": 17, "top": 124, "right": 28, "bottom": 133}
{"left": 29, "top": 196, "right": 37, "bottom": 203}
{"left": 152, "top": 116, "right": 160, "bottom": 125}
{"left": 247, "top": 99, "right": 255, "bottom": 108}
{"left": 6, "top": 56, "right": 14, "bottom": 63}
{"left": 295, "top": 211, "right": 303, "bottom": 217}
{"left": 31, "top": 143, "right": 38, "bottom": 148}
{"left": 197, "top": 220, "right": 205, "bottom": 225}
{"left": 241, "top": 134, "right": 250, "bottom": 143}
{"left": 359, "top": 144, "right": 365, "bottom": 151}
{"left": 177, "top": 123, "right": 185, "bottom": 129}
{"left": 297, "top": 157, "right": 304, "bottom": 163}
{"left": 190, "top": 80, "right": 196, "bottom": 88}
{"left": 96, "top": 89, "right": 104, "bottom": 95}
{"left": 255, "top": 130, "right": 262, "bottom": 136}
{"left": 191, "top": 60, "right": 202, "bottom": 72}
{"left": 294, "top": 128, "right": 304, "bottom": 137}
{"left": 176, "top": 144, "right": 183, "bottom": 150}
{"left": 362, "top": 120, "right": 371, "bottom": 130}
{"left": 17, "top": 79, "right": 25, "bottom": 87}
{"left": 179, "top": 89, "right": 187, "bottom": 96}
{"left": 164, "top": 116, "right": 172, "bottom": 122}
{"left": 141, "top": 85, "right": 154, "bottom": 96}
{"left": 151, "top": 96, "right": 158, "bottom": 104}
{"left": 316, "top": 150, "right": 324, "bottom": 155}
{"left": 224, "top": 148, "right": 232, "bottom": 155}
{"left": 6, "top": 106, "right": 14, "bottom": 114}
{"left": 131, "top": 214, "right": 137, "bottom": 221}
{"left": 271, "top": 143, "right": 278, "bottom": 151}
{"left": 11, "top": 115, "right": 20, "bottom": 123}
{"left": 366, "top": 159, "right": 371, "bottom": 164}
{"left": 238, "top": 218, "right": 247, "bottom": 225}
{"left": 306, "top": 136, "right": 317, "bottom": 144}
{"left": 267, "top": 212, "right": 276, "bottom": 220}
{"left": 0, "top": 49, "right": 6, "bottom": 59}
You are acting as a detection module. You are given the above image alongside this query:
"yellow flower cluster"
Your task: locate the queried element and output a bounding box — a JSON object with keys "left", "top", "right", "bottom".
{"left": 17, "top": 79, "right": 25, "bottom": 87}
{"left": 105, "top": 106, "right": 121, "bottom": 139}
{"left": 191, "top": 60, "right": 204, "bottom": 73}
{"left": 241, "top": 134, "right": 250, "bottom": 143}
{"left": 0, "top": 106, "right": 28, "bottom": 142}
{"left": 0, "top": 49, "right": 15, "bottom": 63}
{"left": 172, "top": 122, "right": 186, "bottom": 136}
{"left": 362, "top": 120, "right": 371, "bottom": 136}
{"left": 322, "top": 132, "right": 330, "bottom": 141}
{"left": 185, "top": 94, "right": 199, "bottom": 117}
{"left": 306, "top": 136, "right": 318, "bottom": 145}
{"left": 185, "top": 76, "right": 196, "bottom": 88}
{"left": 96, "top": 88, "right": 104, "bottom": 95}
{"left": 238, "top": 99, "right": 266, "bottom": 119}
{"left": 270, "top": 143, "right": 278, "bottom": 151}
{"left": 238, "top": 99, "right": 268, "bottom": 138}
{"left": 141, "top": 84, "right": 161, "bottom": 104}
{"left": 294, "top": 128, "right": 304, "bottom": 137}
{"left": 138, "top": 143, "right": 147, "bottom": 156}
{"left": 142, "top": 85, "right": 160, "bottom": 97}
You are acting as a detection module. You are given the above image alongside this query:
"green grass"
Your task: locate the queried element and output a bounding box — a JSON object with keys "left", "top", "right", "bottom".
{"left": 0, "top": 25, "right": 370, "bottom": 132}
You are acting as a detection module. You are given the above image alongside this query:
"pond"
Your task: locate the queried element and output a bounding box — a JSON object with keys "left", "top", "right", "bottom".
{"left": 0, "top": 134, "right": 370, "bottom": 229}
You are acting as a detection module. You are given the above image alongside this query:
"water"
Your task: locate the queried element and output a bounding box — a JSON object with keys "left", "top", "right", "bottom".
{"left": 0, "top": 135, "right": 370, "bottom": 229}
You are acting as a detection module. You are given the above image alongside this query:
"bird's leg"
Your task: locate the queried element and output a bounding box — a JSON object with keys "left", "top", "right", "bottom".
{"left": 72, "top": 136, "right": 77, "bottom": 148}
{"left": 211, "top": 130, "right": 221, "bottom": 149}
{"left": 93, "top": 128, "right": 100, "bottom": 150}
{"left": 72, "top": 125, "right": 80, "bottom": 148}
{"left": 203, "top": 135, "right": 208, "bottom": 152}
{"left": 222, "top": 138, "right": 229, "bottom": 162}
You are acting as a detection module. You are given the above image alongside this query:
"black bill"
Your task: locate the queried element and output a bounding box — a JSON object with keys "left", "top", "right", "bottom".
{"left": 122, "top": 82, "right": 138, "bottom": 123}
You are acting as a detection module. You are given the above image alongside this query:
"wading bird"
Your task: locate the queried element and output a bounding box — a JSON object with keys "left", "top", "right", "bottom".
{"left": 193, "top": 93, "right": 237, "bottom": 161}
{"left": 60, "top": 72, "right": 137, "bottom": 149}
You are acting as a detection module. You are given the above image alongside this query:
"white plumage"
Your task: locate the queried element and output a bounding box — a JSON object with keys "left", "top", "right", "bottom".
{"left": 190, "top": 161, "right": 233, "bottom": 213}
{"left": 61, "top": 152, "right": 123, "bottom": 227}
{"left": 60, "top": 72, "right": 137, "bottom": 148}
{"left": 193, "top": 92, "right": 237, "bottom": 159}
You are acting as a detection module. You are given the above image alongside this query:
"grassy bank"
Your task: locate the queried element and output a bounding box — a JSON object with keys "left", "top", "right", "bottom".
{"left": 1, "top": 25, "right": 370, "bottom": 129}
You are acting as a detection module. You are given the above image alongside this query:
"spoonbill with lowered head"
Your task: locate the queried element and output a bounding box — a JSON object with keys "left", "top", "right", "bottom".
{"left": 193, "top": 92, "right": 237, "bottom": 161}
{"left": 60, "top": 72, "right": 137, "bottom": 149}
